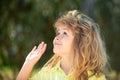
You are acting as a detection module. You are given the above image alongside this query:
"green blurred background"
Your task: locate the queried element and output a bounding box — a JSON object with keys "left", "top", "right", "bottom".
{"left": 0, "top": 0, "right": 120, "bottom": 80}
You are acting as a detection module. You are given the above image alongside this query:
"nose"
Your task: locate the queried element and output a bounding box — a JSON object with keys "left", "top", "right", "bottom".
{"left": 55, "top": 35, "right": 60, "bottom": 40}
{"left": 55, "top": 34, "right": 62, "bottom": 41}
{"left": 53, "top": 35, "right": 61, "bottom": 44}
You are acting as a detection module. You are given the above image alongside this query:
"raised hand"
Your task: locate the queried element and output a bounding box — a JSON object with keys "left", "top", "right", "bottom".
{"left": 25, "top": 42, "right": 47, "bottom": 65}
{"left": 16, "top": 42, "right": 47, "bottom": 80}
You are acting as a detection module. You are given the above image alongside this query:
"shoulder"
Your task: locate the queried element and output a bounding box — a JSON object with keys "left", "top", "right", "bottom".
{"left": 40, "top": 66, "right": 50, "bottom": 72}
{"left": 88, "top": 71, "right": 107, "bottom": 80}
{"left": 29, "top": 66, "right": 50, "bottom": 80}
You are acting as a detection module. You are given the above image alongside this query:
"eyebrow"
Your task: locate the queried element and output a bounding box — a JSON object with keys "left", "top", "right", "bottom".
{"left": 56, "top": 27, "right": 70, "bottom": 32}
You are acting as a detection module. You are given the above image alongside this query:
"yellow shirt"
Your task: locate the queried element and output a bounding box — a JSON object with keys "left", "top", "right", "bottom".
{"left": 30, "top": 61, "right": 106, "bottom": 80}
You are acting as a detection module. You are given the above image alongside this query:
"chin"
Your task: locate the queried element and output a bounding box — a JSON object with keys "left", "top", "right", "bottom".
{"left": 53, "top": 49, "right": 58, "bottom": 53}
{"left": 53, "top": 49, "right": 61, "bottom": 55}
{"left": 53, "top": 47, "right": 58, "bottom": 52}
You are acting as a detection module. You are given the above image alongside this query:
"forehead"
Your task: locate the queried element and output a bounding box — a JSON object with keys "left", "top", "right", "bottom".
{"left": 55, "top": 25, "right": 75, "bottom": 35}
{"left": 54, "top": 21, "right": 75, "bottom": 34}
{"left": 55, "top": 25, "right": 72, "bottom": 33}
{"left": 56, "top": 26, "right": 70, "bottom": 31}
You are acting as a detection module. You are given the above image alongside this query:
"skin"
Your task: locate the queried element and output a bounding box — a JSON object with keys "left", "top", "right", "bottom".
{"left": 53, "top": 26, "right": 75, "bottom": 74}
{"left": 16, "top": 42, "right": 47, "bottom": 80}
{"left": 16, "top": 25, "right": 75, "bottom": 80}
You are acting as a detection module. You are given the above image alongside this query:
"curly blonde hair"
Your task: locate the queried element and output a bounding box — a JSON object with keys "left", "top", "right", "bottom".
{"left": 44, "top": 10, "right": 109, "bottom": 80}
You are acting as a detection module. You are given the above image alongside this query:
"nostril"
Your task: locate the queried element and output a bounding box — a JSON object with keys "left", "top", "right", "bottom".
{"left": 56, "top": 37, "right": 59, "bottom": 40}
{"left": 55, "top": 35, "right": 61, "bottom": 40}
{"left": 55, "top": 36, "right": 59, "bottom": 40}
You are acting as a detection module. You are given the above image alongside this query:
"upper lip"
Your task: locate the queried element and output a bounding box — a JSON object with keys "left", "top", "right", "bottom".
{"left": 54, "top": 42, "right": 62, "bottom": 45}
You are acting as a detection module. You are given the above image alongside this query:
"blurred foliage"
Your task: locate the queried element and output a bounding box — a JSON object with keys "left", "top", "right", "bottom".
{"left": 0, "top": 0, "right": 120, "bottom": 79}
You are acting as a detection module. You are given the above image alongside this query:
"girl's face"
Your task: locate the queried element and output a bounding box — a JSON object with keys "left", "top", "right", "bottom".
{"left": 53, "top": 25, "right": 75, "bottom": 57}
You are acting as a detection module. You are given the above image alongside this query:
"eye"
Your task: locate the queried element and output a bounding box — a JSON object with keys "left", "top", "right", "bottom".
{"left": 56, "top": 31, "right": 60, "bottom": 35}
{"left": 63, "top": 32, "right": 67, "bottom": 35}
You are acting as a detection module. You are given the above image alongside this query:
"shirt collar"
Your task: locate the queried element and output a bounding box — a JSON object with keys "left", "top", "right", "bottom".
{"left": 52, "top": 60, "right": 73, "bottom": 77}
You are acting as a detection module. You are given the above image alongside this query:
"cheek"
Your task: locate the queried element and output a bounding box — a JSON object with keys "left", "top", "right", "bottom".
{"left": 64, "top": 40, "right": 74, "bottom": 51}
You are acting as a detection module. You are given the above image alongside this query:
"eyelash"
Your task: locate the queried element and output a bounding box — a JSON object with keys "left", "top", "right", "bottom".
{"left": 56, "top": 31, "right": 67, "bottom": 35}
{"left": 56, "top": 32, "right": 59, "bottom": 35}
{"left": 63, "top": 32, "right": 67, "bottom": 35}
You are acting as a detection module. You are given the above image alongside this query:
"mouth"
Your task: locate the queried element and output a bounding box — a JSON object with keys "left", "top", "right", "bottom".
{"left": 53, "top": 42, "right": 62, "bottom": 46}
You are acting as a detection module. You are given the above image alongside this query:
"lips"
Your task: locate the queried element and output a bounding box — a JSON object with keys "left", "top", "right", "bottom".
{"left": 54, "top": 43, "right": 62, "bottom": 45}
{"left": 53, "top": 42, "right": 62, "bottom": 46}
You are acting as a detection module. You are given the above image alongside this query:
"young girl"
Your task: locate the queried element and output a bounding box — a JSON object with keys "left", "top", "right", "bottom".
{"left": 17, "top": 10, "right": 109, "bottom": 80}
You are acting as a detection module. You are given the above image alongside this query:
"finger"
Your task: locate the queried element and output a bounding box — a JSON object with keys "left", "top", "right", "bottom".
{"left": 37, "top": 43, "right": 46, "bottom": 55}
{"left": 37, "top": 42, "right": 44, "bottom": 51}
{"left": 35, "top": 42, "right": 44, "bottom": 52}
{"left": 38, "top": 43, "right": 47, "bottom": 55}
{"left": 38, "top": 42, "right": 44, "bottom": 49}
{"left": 31, "top": 46, "right": 36, "bottom": 52}
{"left": 26, "top": 46, "right": 36, "bottom": 60}
{"left": 39, "top": 42, "right": 44, "bottom": 49}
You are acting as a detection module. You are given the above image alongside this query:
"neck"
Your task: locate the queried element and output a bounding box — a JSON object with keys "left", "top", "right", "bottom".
{"left": 60, "top": 54, "right": 74, "bottom": 75}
